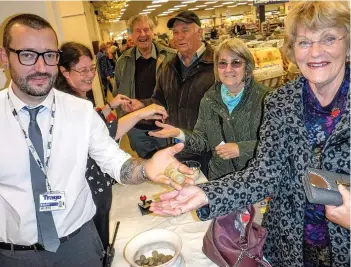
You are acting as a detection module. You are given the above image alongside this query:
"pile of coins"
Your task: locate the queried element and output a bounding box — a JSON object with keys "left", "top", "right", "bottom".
{"left": 164, "top": 166, "right": 185, "bottom": 184}
{"left": 134, "top": 250, "right": 173, "bottom": 266}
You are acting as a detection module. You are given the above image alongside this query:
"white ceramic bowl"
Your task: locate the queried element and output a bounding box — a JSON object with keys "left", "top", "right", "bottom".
{"left": 124, "top": 229, "right": 185, "bottom": 267}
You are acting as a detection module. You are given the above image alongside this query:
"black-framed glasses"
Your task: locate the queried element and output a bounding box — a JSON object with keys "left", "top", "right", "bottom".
{"left": 7, "top": 47, "right": 61, "bottom": 66}
{"left": 218, "top": 59, "right": 244, "bottom": 69}
{"left": 71, "top": 65, "right": 97, "bottom": 76}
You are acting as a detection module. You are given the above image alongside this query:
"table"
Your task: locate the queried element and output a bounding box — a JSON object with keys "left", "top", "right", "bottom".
{"left": 109, "top": 174, "right": 264, "bottom": 267}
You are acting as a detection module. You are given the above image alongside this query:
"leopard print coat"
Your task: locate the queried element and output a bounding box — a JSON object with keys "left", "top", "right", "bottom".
{"left": 197, "top": 75, "right": 350, "bottom": 267}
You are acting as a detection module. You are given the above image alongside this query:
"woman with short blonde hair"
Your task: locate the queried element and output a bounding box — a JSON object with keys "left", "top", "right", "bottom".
{"left": 213, "top": 38, "right": 255, "bottom": 81}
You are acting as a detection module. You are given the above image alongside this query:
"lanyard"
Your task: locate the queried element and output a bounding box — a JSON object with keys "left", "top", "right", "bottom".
{"left": 7, "top": 92, "right": 56, "bottom": 192}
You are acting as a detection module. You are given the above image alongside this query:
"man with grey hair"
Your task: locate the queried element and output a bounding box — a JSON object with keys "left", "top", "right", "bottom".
{"left": 121, "top": 11, "right": 215, "bottom": 176}
{"left": 113, "top": 14, "right": 176, "bottom": 159}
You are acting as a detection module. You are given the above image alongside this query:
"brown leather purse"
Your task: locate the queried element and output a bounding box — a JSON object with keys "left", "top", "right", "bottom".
{"left": 202, "top": 205, "right": 271, "bottom": 267}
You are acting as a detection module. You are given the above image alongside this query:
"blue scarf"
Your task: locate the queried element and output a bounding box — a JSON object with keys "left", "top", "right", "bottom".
{"left": 221, "top": 84, "right": 245, "bottom": 114}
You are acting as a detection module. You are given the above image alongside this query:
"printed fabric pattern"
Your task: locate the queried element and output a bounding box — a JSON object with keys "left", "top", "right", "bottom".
{"left": 196, "top": 70, "right": 350, "bottom": 267}
{"left": 303, "top": 66, "right": 349, "bottom": 266}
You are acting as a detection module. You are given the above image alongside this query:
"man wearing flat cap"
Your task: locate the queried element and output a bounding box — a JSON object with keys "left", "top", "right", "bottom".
{"left": 122, "top": 11, "right": 214, "bottom": 176}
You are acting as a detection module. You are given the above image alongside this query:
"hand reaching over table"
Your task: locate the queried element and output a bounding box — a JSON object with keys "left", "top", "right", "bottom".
{"left": 109, "top": 94, "right": 131, "bottom": 108}
{"left": 149, "top": 185, "right": 209, "bottom": 216}
{"left": 148, "top": 121, "right": 181, "bottom": 138}
{"left": 144, "top": 143, "right": 195, "bottom": 190}
{"left": 135, "top": 104, "right": 168, "bottom": 121}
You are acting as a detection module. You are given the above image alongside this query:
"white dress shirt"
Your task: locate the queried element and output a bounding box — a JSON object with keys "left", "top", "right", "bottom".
{"left": 0, "top": 84, "right": 131, "bottom": 245}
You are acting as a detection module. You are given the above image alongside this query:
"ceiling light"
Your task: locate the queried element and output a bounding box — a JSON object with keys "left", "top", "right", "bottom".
{"left": 237, "top": 2, "right": 246, "bottom": 5}
{"left": 205, "top": 7, "right": 214, "bottom": 10}
{"left": 147, "top": 4, "right": 161, "bottom": 8}
{"left": 182, "top": 0, "right": 197, "bottom": 3}
{"left": 144, "top": 8, "right": 155, "bottom": 11}
{"left": 228, "top": 5, "right": 237, "bottom": 7}
{"left": 213, "top": 5, "right": 223, "bottom": 7}
{"left": 169, "top": 8, "right": 180, "bottom": 11}
{"left": 188, "top": 7, "right": 199, "bottom": 10}
{"left": 121, "top": 8, "right": 125, "bottom": 11}
{"left": 140, "top": 12, "right": 151, "bottom": 14}
{"left": 174, "top": 5, "right": 187, "bottom": 7}
{"left": 222, "top": 2, "right": 233, "bottom": 5}
{"left": 196, "top": 5, "right": 207, "bottom": 8}
{"left": 125, "top": 4, "right": 129, "bottom": 7}
{"left": 158, "top": 14, "right": 168, "bottom": 16}
{"left": 204, "top": 1, "right": 215, "bottom": 4}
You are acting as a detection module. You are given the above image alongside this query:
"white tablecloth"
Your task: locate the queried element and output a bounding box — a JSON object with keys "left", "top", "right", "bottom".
{"left": 109, "top": 174, "right": 264, "bottom": 267}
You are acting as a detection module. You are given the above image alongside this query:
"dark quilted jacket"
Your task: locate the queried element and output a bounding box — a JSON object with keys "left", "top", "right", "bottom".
{"left": 142, "top": 43, "right": 215, "bottom": 131}
{"left": 196, "top": 75, "right": 350, "bottom": 267}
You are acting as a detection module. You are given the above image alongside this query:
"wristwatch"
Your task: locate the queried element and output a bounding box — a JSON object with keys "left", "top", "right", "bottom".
{"left": 141, "top": 160, "right": 149, "bottom": 180}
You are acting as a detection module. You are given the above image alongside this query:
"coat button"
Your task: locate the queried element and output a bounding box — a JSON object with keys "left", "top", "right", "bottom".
{"left": 180, "top": 108, "right": 184, "bottom": 112}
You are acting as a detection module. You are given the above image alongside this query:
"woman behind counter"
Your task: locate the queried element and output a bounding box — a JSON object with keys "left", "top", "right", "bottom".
{"left": 55, "top": 42, "right": 168, "bottom": 250}
{"left": 150, "top": 38, "right": 270, "bottom": 180}
{"left": 151, "top": 2, "right": 350, "bottom": 267}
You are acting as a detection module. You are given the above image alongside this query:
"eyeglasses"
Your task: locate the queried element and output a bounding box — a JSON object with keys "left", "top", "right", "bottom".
{"left": 218, "top": 59, "right": 244, "bottom": 69}
{"left": 295, "top": 34, "right": 347, "bottom": 49}
{"left": 7, "top": 47, "right": 61, "bottom": 66}
{"left": 71, "top": 65, "right": 97, "bottom": 76}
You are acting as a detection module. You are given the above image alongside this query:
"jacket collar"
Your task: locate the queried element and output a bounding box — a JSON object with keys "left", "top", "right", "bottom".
{"left": 170, "top": 42, "right": 214, "bottom": 67}
{"left": 205, "top": 77, "right": 255, "bottom": 117}
{"left": 170, "top": 42, "right": 214, "bottom": 80}
{"left": 136, "top": 43, "right": 157, "bottom": 60}
{"left": 177, "top": 42, "right": 206, "bottom": 66}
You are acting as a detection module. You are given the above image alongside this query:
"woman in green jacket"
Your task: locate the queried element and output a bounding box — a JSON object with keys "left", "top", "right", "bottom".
{"left": 150, "top": 38, "right": 270, "bottom": 180}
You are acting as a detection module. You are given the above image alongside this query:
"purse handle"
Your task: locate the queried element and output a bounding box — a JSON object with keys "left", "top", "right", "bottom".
{"left": 218, "top": 116, "right": 272, "bottom": 267}
{"left": 233, "top": 250, "right": 272, "bottom": 267}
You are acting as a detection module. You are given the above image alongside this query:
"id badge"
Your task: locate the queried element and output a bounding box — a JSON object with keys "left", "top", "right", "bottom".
{"left": 39, "top": 191, "right": 66, "bottom": 212}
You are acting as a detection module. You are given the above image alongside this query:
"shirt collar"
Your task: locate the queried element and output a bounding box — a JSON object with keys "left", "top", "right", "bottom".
{"left": 177, "top": 42, "right": 206, "bottom": 66}
{"left": 8, "top": 80, "right": 54, "bottom": 112}
{"left": 136, "top": 43, "right": 157, "bottom": 60}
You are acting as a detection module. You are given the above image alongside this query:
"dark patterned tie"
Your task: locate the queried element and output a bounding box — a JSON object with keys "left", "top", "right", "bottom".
{"left": 26, "top": 106, "right": 60, "bottom": 252}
